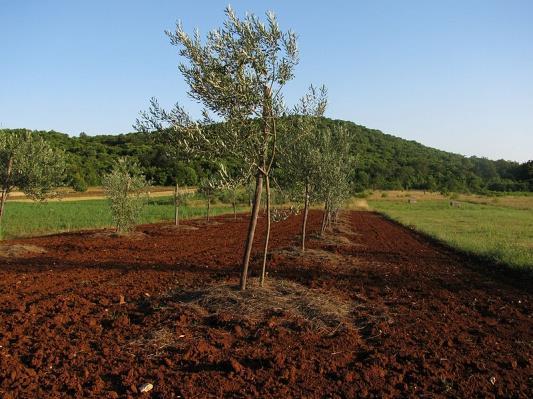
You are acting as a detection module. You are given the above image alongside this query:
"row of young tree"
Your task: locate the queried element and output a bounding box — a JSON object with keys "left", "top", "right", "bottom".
{"left": 133, "top": 6, "right": 355, "bottom": 290}
{"left": 0, "top": 8, "right": 354, "bottom": 292}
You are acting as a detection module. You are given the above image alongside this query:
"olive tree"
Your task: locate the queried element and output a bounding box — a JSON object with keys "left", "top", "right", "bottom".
{"left": 103, "top": 158, "right": 148, "bottom": 234}
{"left": 134, "top": 126, "right": 190, "bottom": 228}
{"left": 197, "top": 176, "right": 220, "bottom": 222}
{"left": 0, "top": 130, "right": 65, "bottom": 238}
{"left": 136, "top": 6, "right": 298, "bottom": 290}
{"left": 278, "top": 85, "right": 328, "bottom": 252}
{"left": 315, "top": 126, "right": 354, "bottom": 235}
{"left": 219, "top": 164, "right": 249, "bottom": 220}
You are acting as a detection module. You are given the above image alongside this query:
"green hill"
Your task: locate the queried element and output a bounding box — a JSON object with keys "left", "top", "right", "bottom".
{"left": 323, "top": 118, "right": 532, "bottom": 193}
{"left": 2, "top": 118, "right": 531, "bottom": 193}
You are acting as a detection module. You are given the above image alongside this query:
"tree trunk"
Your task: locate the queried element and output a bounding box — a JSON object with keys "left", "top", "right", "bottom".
{"left": 260, "top": 174, "right": 271, "bottom": 287}
{"left": 320, "top": 202, "right": 328, "bottom": 236}
{"left": 301, "top": 182, "right": 310, "bottom": 252}
{"left": 240, "top": 172, "right": 263, "bottom": 291}
{"left": 0, "top": 157, "right": 13, "bottom": 239}
{"left": 233, "top": 199, "right": 237, "bottom": 220}
{"left": 206, "top": 197, "right": 210, "bottom": 222}
{"left": 0, "top": 188, "right": 8, "bottom": 238}
{"left": 241, "top": 84, "right": 272, "bottom": 291}
{"left": 174, "top": 182, "right": 179, "bottom": 227}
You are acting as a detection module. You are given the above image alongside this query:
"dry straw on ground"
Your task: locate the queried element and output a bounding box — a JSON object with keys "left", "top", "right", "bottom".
{"left": 320, "top": 211, "right": 360, "bottom": 248}
{"left": 127, "top": 327, "right": 180, "bottom": 358}
{"left": 272, "top": 247, "right": 345, "bottom": 264}
{"left": 89, "top": 230, "right": 151, "bottom": 240}
{"left": 160, "top": 224, "right": 199, "bottom": 231}
{"left": 0, "top": 244, "right": 46, "bottom": 258}
{"left": 174, "top": 279, "right": 353, "bottom": 334}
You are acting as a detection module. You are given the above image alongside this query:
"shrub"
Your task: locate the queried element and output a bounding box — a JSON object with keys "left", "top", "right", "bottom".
{"left": 215, "top": 189, "right": 232, "bottom": 204}
{"left": 354, "top": 190, "right": 372, "bottom": 199}
{"left": 197, "top": 177, "right": 219, "bottom": 221}
{"left": 103, "top": 158, "right": 148, "bottom": 233}
{"left": 0, "top": 130, "right": 65, "bottom": 238}
{"left": 71, "top": 172, "right": 88, "bottom": 192}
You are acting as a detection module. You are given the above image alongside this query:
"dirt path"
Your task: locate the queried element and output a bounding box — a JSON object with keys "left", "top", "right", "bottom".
{"left": 0, "top": 211, "right": 530, "bottom": 398}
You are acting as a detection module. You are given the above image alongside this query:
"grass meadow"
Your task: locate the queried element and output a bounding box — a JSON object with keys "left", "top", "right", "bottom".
{"left": 1, "top": 196, "right": 245, "bottom": 239}
{"left": 370, "top": 198, "right": 533, "bottom": 270}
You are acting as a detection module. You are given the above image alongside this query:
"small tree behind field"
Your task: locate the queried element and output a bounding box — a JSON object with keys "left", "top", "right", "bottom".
{"left": 103, "top": 158, "right": 148, "bottom": 234}
{"left": 278, "top": 85, "right": 328, "bottom": 252}
{"left": 171, "top": 175, "right": 190, "bottom": 227}
{"left": 219, "top": 164, "right": 249, "bottom": 220}
{"left": 0, "top": 130, "right": 65, "bottom": 238}
{"left": 315, "top": 126, "right": 354, "bottom": 235}
{"left": 197, "top": 176, "right": 219, "bottom": 222}
{"left": 132, "top": 125, "right": 191, "bottom": 228}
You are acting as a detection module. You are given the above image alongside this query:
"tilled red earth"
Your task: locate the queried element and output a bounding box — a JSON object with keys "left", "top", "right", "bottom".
{"left": 0, "top": 211, "right": 531, "bottom": 398}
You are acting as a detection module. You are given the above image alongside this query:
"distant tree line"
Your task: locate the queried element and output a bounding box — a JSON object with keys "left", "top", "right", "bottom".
{"left": 0, "top": 128, "right": 222, "bottom": 191}
{"left": 1, "top": 119, "right": 531, "bottom": 194}
{"left": 340, "top": 119, "right": 533, "bottom": 193}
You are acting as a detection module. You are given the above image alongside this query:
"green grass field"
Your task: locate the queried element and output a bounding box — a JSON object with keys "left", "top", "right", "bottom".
{"left": 1, "top": 197, "right": 246, "bottom": 239}
{"left": 370, "top": 199, "right": 533, "bottom": 269}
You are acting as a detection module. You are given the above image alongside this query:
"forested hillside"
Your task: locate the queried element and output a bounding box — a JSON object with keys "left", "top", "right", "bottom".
{"left": 321, "top": 119, "right": 532, "bottom": 192}
{"left": 2, "top": 119, "right": 531, "bottom": 193}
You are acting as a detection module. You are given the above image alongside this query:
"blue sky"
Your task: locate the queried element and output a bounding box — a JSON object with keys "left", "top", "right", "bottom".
{"left": 1, "top": 1, "right": 532, "bottom": 162}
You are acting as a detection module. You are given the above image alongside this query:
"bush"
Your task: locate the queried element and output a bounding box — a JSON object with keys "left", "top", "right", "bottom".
{"left": 71, "top": 172, "right": 88, "bottom": 192}
{"left": 236, "top": 189, "right": 250, "bottom": 205}
{"left": 215, "top": 189, "right": 233, "bottom": 204}
{"left": 449, "top": 192, "right": 460, "bottom": 200}
{"left": 354, "top": 190, "right": 372, "bottom": 199}
{"left": 179, "top": 192, "right": 192, "bottom": 207}
{"left": 103, "top": 158, "right": 148, "bottom": 233}
{"left": 176, "top": 165, "right": 198, "bottom": 186}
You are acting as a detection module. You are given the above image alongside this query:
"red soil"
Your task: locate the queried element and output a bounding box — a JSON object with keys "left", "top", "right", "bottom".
{"left": 0, "top": 211, "right": 531, "bottom": 398}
